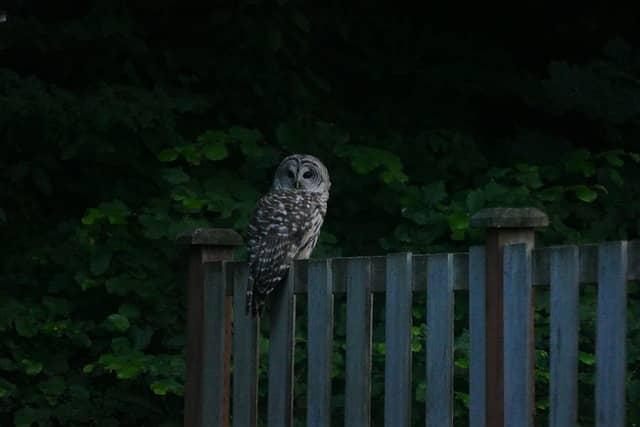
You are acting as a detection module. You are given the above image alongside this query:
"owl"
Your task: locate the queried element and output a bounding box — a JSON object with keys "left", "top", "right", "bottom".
{"left": 245, "top": 154, "right": 331, "bottom": 317}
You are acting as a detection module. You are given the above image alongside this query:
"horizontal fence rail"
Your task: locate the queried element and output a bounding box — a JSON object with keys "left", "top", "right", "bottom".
{"left": 221, "top": 240, "right": 640, "bottom": 295}
{"left": 198, "top": 239, "right": 638, "bottom": 427}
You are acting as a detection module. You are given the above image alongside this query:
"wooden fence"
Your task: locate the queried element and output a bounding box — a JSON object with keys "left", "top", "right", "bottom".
{"left": 179, "top": 208, "right": 639, "bottom": 427}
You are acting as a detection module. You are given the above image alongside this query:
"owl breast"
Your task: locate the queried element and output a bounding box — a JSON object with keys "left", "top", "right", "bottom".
{"left": 245, "top": 184, "right": 329, "bottom": 317}
{"left": 246, "top": 189, "right": 328, "bottom": 290}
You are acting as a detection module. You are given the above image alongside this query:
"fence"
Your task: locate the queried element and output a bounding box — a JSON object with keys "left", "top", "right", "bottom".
{"left": 178, "top": 208, "right": 639, "bottom": 427}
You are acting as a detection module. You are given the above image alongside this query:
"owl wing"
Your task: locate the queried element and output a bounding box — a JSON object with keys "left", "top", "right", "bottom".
{"left": 245, "top": 190, "right": 321, "bottom": 316}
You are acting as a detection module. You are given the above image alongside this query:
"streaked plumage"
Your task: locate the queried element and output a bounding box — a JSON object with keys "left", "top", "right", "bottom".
{"left": 245, "top": 154, "right": 330, "bottom": 317}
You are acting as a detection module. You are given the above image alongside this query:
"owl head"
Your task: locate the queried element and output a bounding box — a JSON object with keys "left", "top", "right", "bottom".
{"left": 272, "top": 154, "right": 331, "bottom": 194}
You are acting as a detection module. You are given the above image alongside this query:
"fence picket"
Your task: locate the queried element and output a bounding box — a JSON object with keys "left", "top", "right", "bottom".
{"left": 267, "top": 265, "right": 297, "bottom": 427}
{"left": 307, "top": 260, "right": 334, "bottom": 427}
{"left": 549, "top": 246, "right": 579, "bottom": 427}
{"left": 232, "top": 263, "right": 259, "bottom": 427}
{"left": 384, "top": 253, "right": 413, "bottom": 427}
{"left": 345, "top": 258, "right": 373, "bottom": 427}
{"left": 202, "top": 262, "right": 228, "bottom": 427}
{"left": 595, "top": 241, "right": 628, "bottom": 427}
{"left": 503, "top": 243, "right": 533, "bottom": 427}
{"left": 468, "top": 246, "right": 486, "bottom": 427}
{"left": 186, "top": 237, "right": 638, "bottom": 427}
{"left": 426, "top": 253, "right": 454, "bottom": 427}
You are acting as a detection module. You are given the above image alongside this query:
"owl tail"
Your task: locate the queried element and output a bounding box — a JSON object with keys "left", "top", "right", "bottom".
{"left": 245, "top": 279, "right": 266, "bottom": 318}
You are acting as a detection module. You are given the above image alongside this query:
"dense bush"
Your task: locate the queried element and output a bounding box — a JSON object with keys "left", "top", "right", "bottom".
{"left": 1, "top": 2, "right": 640, "bottom": 426}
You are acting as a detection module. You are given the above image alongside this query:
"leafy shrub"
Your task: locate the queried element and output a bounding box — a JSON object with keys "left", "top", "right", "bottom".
{"left": 2, "top": 2, "right": 640, "bottom": 426}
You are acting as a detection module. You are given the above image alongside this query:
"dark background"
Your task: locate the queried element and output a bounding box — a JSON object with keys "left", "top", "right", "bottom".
{"left": 1, "top": 2, "right": 639, "bottom": 426}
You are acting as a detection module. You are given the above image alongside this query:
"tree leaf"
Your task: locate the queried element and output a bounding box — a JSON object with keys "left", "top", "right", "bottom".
{"left": 579, "top": 351, "right": 595, "bottom": 365}
{"left": 90, "top": 248, "right": 113, "bottom": 276}
{"left": 566, "top": 149, "right": 595, "bottom": 177}
{"left": 604, "top": 151, "right": 624, "bottom": 167}
{"left": 466, "top": 189, "right": 485, "bottom": 212}
{"left": 130, "top": 326, "right": 154, "bottom": 350}
{"left": 575, "top": 185, "right": 598, "bottom": 203}
{"left": 203, "top": 142, "right": 228, "bottom": 161}
{"left": 448, "top": 211, "right": 469, "bottom": 231}
{"left": 608, "top": 168, "right": 624, "bottom": 185}
{"left": 228, "top": 126, "right": 261, "bottom": 144}
{"left": 157, "top": 149, "right": 178, "bottom": 162}
{"left": 197, "top": 130, "right": 227, "bottom": 145}
{"left": 15, "top": 317, "right": 39, "bottom": 337}
{"left": 106, "top": 313, "right": 130, "bottom": 332}
{"left": 0, "top": 377, "right": 16, "bottom": 398}
{"left": 150, "top": 378, "right": 183, "bottom": 396}
{"left": 98, "top": 200, "right": 131, "bottom": 225}
{"left": 21, "top": 359, "right": 43, "bottom": 375}
{"left": 81, "top": 207, "right": 103, "bottom": 225}
{"left": 38, "top": 376, "right": 66, "bottom": 396}
{"left": 14, "top": 407, "right": 50, "bottom": 427}
{"left": 118, "top": 303, "right": 140, "bottom": 320}
{"left": 161, "top": 168, "right": 190, "bottom": 184}
{"left": 423, "top": 181, "right": 447, "bottom": 205}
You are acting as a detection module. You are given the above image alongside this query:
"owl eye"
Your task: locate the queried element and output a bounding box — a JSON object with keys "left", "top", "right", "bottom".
{"left": 287, "top": 170, "right": 295, "bottom": 179}
{"left": 303, "top": 171, "right": 313, "bottom": 179}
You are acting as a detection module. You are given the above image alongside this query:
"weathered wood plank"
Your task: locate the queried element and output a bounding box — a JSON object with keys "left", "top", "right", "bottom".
{"left": 549, "top": 246, "right": 579, "bottom": 427}
{"left": 503, "top": 243, "right": 533, "bottom": 427}
{"left": 485, "top": 230, "right": 535, "bottom": 427}
{"left": 578, "top": 244, "right": 598, "bottom": 284}
{"left": 384, "top": 253, "right": 413, "bottom": 427}
{"left": 345, "top": 258, "right": 373, "bottom": 427}
{"left": 414, "top": 253, "right": 468, "bottom": 292}
{"left": 595, "top": 241, "right": 628, "bottom": 427}
{"left": 185, "top": 246, "right": 236, "bottom": 427}
{"left": 267, "top": 265, "right": 297, "bottom": 427}
{"left": 222, "top": 239, "right": 639, "bottom": 296}
{"left": 307, "top": 260, "right": 334, "bottom": 427}
{"left": 231, "top": 263, "right": 259, "bottom": 427}
{"left": 468, "top": 246, "right": 486, "bottom": 427}
{"left": 202, "top": 262, "right": 228, "bottom": 427}
{"left": 426, "top": 253, "right": 454, "bottom": 427}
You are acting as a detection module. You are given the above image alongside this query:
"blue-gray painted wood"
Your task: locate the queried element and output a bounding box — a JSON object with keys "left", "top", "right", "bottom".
{"left": 384, "top": 253, "right": 413, "bottom": 427}
{"left": 503, "top": 243, "right": 533, "bottom": 427}
{"left": 223, "top": 239, "right": 640, "bottom": 296}
{"left": 549, "top": 246, "right": 579, "bottom": 427}
{"left": 595, "top": 241, "right": 628, "bottom": 427}
{"left": 468, "top": 246, "right": 486, "bottom": 427}
{"left": 268, "top": 265, "right": 297, "bottom": 427}
{"left": 231, "top": 263, "right": 259, "bottom": 427}
{"left": 345, "top": 258, "right": 373, "bottom": 427}
{"left": 307, "top": 260, "right": 334, "bottom": 427}
{"left": 426, "top": 253, "right": 454, "bottom": 427}
{"left": 202, "top": 262, "right": 227, "bottom": 427}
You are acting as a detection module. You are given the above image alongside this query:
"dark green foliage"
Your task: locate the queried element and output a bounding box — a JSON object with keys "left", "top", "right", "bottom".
{"left": 2, "top": 2, "right": 640, "bottom": 426}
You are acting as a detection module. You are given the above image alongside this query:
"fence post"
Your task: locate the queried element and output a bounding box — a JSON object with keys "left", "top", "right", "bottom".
{"left": 470, "top": 208, "right": 548, "bottom": 427}
{"left": 178, "top": 228, "right": 243, "bottom": 427}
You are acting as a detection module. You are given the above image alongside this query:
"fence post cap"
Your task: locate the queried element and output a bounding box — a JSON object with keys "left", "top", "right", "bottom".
{"left": 176, "top": 228, "right": 243, "bottom": 246}
{"left": 470, "top": 207, "right": 549, "bottom": 229}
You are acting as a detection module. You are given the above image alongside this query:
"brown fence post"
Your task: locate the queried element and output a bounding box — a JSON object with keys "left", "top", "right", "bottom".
{"left": 178, "top": 228, "right": 243, "bottom": 427}
{"left": 470, "top": 208, "right": 549, "bottom": 427}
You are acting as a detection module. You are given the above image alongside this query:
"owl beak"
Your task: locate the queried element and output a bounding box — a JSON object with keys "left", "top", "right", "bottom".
{"left": 295, "top": 179, "right": 301, "bottom": 189}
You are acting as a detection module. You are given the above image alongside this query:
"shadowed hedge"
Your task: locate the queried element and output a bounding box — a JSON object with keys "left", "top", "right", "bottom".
{"left": 1, "top": 2, "right": 640, "bottom": 426}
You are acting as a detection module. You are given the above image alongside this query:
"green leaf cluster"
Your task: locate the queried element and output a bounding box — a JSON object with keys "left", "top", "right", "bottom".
{"left": 2, "top": 2, "right": 640, "bottom": 426}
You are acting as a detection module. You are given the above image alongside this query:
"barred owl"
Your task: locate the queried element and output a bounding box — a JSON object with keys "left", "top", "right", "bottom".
{"left": 245, "top": 154, "right": 330, "bottom": 317}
